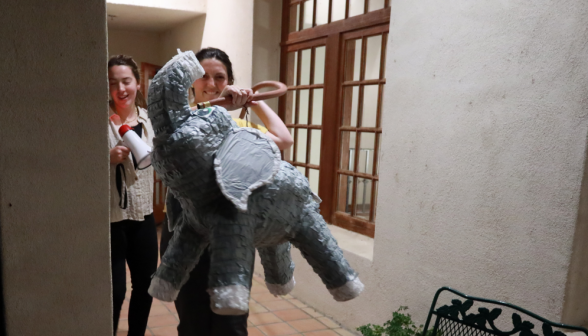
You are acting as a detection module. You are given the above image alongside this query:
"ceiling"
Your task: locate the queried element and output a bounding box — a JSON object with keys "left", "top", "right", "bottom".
{"left": 107, "top": 3, "right": 205, "bottom": 32}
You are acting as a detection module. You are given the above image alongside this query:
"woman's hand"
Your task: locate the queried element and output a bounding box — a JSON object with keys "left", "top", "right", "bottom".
{"left": 110, "top": 146, "right": 130, "bottom": 164}
{"left": 220, "top": 85, "right": 256, "bottom": 111}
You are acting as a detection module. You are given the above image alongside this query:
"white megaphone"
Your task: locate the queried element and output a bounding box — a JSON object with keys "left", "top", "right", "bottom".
{"left": 118, "top": 124, "right": 152, "bottom": 170}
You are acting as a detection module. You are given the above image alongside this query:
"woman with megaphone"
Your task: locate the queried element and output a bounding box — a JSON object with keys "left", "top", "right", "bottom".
{"left": 107, "top": 54, "right": 158, "bottom": 336}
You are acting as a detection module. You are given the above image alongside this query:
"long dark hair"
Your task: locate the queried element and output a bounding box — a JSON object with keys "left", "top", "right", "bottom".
{"left": 107, "top": 54, "right": 147, "bottom": 109}
{"left": 196, "top": 47, "right": 235, "bottom": 85}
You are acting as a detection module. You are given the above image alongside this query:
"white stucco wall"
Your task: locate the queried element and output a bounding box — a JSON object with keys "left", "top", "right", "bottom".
{"left": 107, "top": 0, "right": 206, "bottom": 13}
{"left": 252, "top": 0, "right": 282, "bottom": 124}
{"left": 0, "top": 0, "right": 111, "bottom": 335}
{"left": 160, "top": 16, "right": 206, "bottom": 65}
{"left": 108, "top": 29, "right": 163, "bottom": 66}
{"left": 201, "top": 0, "right": 254, "bottom": 118}
{"left": 255, "top": 0, "right": 588, "bottom": 331}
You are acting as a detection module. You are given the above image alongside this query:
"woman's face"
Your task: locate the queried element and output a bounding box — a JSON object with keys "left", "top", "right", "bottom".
{"left": 108, "top": 65, "right": 139, "bottom": 112}
{"left": 192, "top": 58, "right": 229, "bottom": 104}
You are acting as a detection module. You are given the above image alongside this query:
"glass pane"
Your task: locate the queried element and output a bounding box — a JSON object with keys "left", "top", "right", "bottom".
{"left": 286, "top": 52, "right": 295, "bottom": 86}
{"left": 291, "top": 51, "right": 298, "bottom": 86}
{"left": 311, "top": 88, "right": 323, "bottom": 125}
{"left": 298, "top": 89, "right": 309, "bottom": 124}
{"left": 344, "top": 39, "right": 362, "bottom": 82}
{"left": 285, "top": 90, "right": 296, "bottom": 124}
{"left": 296, "top": 128, "right": 308, "bottom": 163}
{"left": 357, "top": 132, "right": 375, "bottom": 174}
{"left": 316, "top": 0, "right": 329, "bottom": 25}
{"left": 349, "top": 0, "right": 365, "bottom": 17}
{"left": 285, "top": 128, "right": 294, "bottom": 161}
{"left": 355, "top": 178, "right": 372, "bottom": 220}
{"left": 339, "top": 131, "right": 356, "bottom": 170}
{"left": 289, "top": 4, "right": 300, "bottom": 32}
{"left": 361, "top": 85, "right": 379, "bottom": 127}
{"left": 337, "top": 174, "right": 353, "bottom": 214}
{"left": 297, "top": 165, "right": 306, "bottom": 176}
{"left": 331, "top": 0, "right": 345, "bottom": 22}
{"left": 309, "top": 130, "right": 322, "bottom": 166}
{"left": 308, "top": 169, "right": 320, "bottom": 194}
{"left": 368, "top": 0, "right": 385, "bottom": 11}
{"left": 365, "top": 35, "right": 382, "bottom": 80}
{"left": 300, "top": 49, "right": 311, "bottom": 85}
{"left": 372, "top": 181, "right": 378, "bottom": 220}
{"left": 303, "top": 0, "right": 314, "bottom": 29}
{"left": 314, "top": 46, "right": 326, "bottom": 85}
{"left": 341, "top": 86, "right": 359, "bottom": 126}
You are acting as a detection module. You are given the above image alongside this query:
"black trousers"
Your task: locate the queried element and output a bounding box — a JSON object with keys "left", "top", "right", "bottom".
{"left": 160, "top": 223, "right": 249, "bottom": 336}
{"left": 111, "top": 214, "right": 158, "bottom": 336}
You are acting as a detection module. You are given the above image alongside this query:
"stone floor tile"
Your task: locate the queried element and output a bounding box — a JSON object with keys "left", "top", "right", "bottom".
{"left": 252, "top": 292, "right": 283, "bottom": 303}
{"left": 288, "top": 299, "right": 308, "bottom": 308}
{"left": 303, "top": 330, "right": 340, "bottom": 336}
{"left": 248, "top": 326, "right": 266, "bottom": 336}
{"left": 317, "top": 316, "right": 340, "bottom": 329}
{"left": 273, "top": 308, "right": 312, "bottom": 321}
{"left": 149, "top": 304, "right": 172, "bottom": 316}
{"left": 150, "top": 325, "right": 177, "bottom": 336}
{"left": 257, "top": 322, "right": 299, "bottom": 336}
{"left": 262, "top": 300, "right": 296, "bottom": 311}
{"left": 301, "top": 307, "right": 323, "bottom": 317}
{"left": 147, "top": 314, "right": 179, "bottom": 328}
{"left": 250, "top": 301, "right": 270, "bottom": 313}
{"left": 288, "top": 318, "right": 328, "bottom": 333}
{"left": 249, "top": 312, "right": 283, "bottom": 326}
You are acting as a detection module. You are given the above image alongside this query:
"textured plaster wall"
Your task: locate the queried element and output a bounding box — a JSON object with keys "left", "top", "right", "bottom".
{"left": 251, "top": 0, "right": 282, "bottom": 125}
{"left": 0, "top": 0, "right": 111, "bottom": 335}
{"left": 201, "top": 0, "right": 254, "bottom": 118}
{"left": 108, "top": 29, "right": 163, "bottom": 66}
{"left": 256, "top": 0, "right": 588, "bottom": 331}
{"left": 160, "top": 16, "right": 206, "bottom": 66}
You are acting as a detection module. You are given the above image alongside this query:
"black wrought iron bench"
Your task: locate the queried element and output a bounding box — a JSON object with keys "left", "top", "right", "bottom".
{"left": 422, "top": 287, "right": 588, "bottom": 336}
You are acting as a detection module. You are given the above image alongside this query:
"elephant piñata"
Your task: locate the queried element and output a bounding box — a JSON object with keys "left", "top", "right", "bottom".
{"left": 147, "top": 50, "right": 364, "bottom": 315}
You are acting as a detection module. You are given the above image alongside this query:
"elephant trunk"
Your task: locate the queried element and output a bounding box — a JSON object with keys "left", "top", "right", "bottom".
{"left": 147, "top": 51, "right": 205, "bottom": 137}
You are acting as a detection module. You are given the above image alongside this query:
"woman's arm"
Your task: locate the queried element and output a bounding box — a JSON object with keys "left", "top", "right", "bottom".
{"left": 250, "top": 101, "right": 293, "bottom": 150}
{"left": 217, "top": 85, "right": 293, "bottom": 150}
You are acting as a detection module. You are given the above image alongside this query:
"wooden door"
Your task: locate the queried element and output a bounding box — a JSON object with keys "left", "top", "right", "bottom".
{"left": 279, "top": 0, "right": 390, "bottom": 237}
{"left": 141, "top": 62, "right": 166, "bottom": 225}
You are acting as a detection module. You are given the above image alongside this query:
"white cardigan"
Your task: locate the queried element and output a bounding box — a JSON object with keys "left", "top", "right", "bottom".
{"left": 108, "top": 106, "right": 154, "bottom": 223}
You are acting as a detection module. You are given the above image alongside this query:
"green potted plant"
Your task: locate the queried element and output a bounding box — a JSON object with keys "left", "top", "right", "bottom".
{"left": 357, "top": 306, "right": 433, "bottom": 336}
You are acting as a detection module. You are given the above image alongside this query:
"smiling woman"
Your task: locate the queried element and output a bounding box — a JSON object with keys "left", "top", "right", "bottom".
{"left": 107, "top": 55, "right": 158, "bottom": 336}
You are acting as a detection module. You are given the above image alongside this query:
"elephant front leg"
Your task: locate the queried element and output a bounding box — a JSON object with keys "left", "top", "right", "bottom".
{"left": 207, "top": 217, "right": 256, "bottom": 316}
{"left": 258, "top": 243, "right": 295, "bottom": 296}
{"left": 292, "top": 205, "right": 364, "bottom": 302}
{"left": 148, "top": 220, "right": 207, "bottom": 302}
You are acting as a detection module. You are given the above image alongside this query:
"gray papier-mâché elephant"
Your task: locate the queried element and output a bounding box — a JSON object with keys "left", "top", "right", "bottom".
{"left": 147, "top": 50, "right": 364, "bottom": 315}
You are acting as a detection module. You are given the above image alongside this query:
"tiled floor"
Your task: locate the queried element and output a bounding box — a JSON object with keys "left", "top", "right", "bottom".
{"left": 116, "top": 226, "right": 358, "bottom": 336}
{"left": 117, "top": 273, "right": 358, "bottom": 336}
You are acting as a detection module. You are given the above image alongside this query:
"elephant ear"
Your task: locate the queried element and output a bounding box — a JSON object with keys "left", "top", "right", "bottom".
{"left": 214, "top": 127, "right": 281, "bottom": 212}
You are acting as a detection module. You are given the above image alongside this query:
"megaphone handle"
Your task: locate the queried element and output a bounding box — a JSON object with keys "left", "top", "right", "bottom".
{"left": 196, "top": 81, "right": 287, "bottom": 110}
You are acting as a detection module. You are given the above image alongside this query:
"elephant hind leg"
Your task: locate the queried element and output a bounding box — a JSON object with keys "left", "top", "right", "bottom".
{"left": 258, "top": 243, "right": 295, "bottom": 296}
{"left": 291, "top": 206, "right": 364, "bottom": 302}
